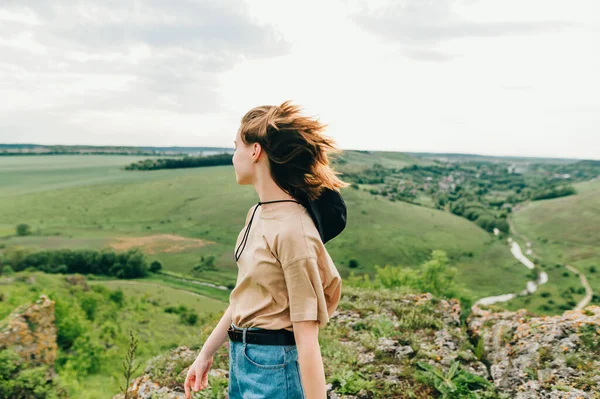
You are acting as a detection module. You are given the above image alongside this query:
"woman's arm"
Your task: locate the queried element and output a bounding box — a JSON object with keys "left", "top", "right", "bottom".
{"left": 293, "top": 320, "right": 326, "bottom": 399}
{"left": 184, "top": 305, "right": 233, "bottom": 397}
{"left": 199, "top": 304, "right": 233, "bottom": 358}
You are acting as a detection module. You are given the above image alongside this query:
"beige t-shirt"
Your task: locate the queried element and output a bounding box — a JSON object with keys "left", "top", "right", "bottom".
{"left": 229, "top": 200, "right": 342, "bottom": 332}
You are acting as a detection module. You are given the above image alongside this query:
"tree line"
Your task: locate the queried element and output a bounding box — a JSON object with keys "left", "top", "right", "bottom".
{"left": 124, "top": 153, "right": 232, "bottom": 170}
{"left": 1, "top": 247, "right": 162, "bottom": 279}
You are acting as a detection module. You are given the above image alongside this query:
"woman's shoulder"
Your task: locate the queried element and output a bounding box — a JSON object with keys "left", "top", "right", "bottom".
{"left": 262, "top": 210, "right": 324, "bottom": 266}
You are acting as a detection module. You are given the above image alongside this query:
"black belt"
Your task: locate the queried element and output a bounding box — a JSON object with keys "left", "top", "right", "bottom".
{"left": 227, "top": 325, "right": 296, "bottom": 346}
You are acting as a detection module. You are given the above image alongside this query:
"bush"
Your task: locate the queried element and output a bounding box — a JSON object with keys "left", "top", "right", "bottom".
{"left": 164, "top": 305, "right": 188, "bottom": 314}
{"left": 348, "top": 259, "right": 359, "bottom": 268}
{"left": 346, "top": 250, "right": 472, "bottom": 306}
{"left": 55, "top": 299, "right": 85, "bottom": 350}
{"left": 16, "top": 223, "right": 31, "bottom": 236}
{"left": 109, "top": 288, "right": 125, "bottom": 307}
{"left": 193, "top": 255, "right": 216, "bottom": 272}
{"left": 0, "top": 348, "right": 68, "bottom": 398}
{"left": 150, "top": 260, "right": 163, "bottom": 273}
{"left": 163, "top": 305, "right": 197, "bottom": 325}
{"left": 80, "top": 296, "right": 98, "bottom": 321}
{"left": 61, "top": 335, "right": 104, "bottom": 377}
{"left": 180, "top": 311, "right": 198, "bottom": 326}
{"left": 1, "top": 265, "right": 14, "bottom": 275}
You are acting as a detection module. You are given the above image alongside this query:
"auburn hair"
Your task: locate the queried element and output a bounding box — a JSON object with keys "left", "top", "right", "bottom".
{"left": 239, "top": 100, "right": 350, "bottom": 201}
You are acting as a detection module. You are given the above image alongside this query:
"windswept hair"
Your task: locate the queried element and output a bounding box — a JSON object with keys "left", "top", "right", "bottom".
{"left": 239, "top": 100, "right": 350, "bottom": 201}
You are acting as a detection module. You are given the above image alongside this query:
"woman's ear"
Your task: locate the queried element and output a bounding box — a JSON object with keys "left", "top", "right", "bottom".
{"left": 252, "top": 143, "right": 262, "bottom": 163}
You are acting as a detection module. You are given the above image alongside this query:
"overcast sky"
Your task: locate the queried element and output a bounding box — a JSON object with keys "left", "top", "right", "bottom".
{"left": 1, "top": 0, "right": 598, "bottom": 159}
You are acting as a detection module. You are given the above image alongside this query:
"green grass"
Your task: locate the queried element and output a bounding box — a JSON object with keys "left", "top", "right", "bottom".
{"left": 0, "top": 155, "right": 180, "bottom": 198}
{"left": 2, "top": 153, "right": 571, "bottom": 318}
{"left": 0, "top": 271, "right": 227, "bottom": 399}
{"left": 509, "top": 179, "right": 600, "bottom": 314}
{"left": 0, "top": 154, "right": 512, "bottom": 291}
{"left": 86, "top": 279, "right": 226, "bottom": 315}
{"left": 454, "top": 238, "right": 530, "bottom": 299}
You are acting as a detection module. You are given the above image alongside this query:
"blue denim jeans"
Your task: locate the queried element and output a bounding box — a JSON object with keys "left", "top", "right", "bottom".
{"left": 228, "top": 323, "right": 306, "bottom": 399}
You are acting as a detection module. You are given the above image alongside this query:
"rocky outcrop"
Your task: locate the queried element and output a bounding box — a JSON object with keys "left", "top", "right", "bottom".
{"left": 467, "top": 303, "right": 600, "bottom": 398}
{"left": 0, "top": 294, "right": 58, "bottom": 366}
{"left": 115, "top": 288, "right": 600, "bottom": 398}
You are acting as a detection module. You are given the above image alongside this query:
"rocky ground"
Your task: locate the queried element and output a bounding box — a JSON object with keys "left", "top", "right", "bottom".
{"left": 3, "top": 280, "right": 600, "bottom": 398}
{"left": 110, "top": 287, "right": 600, "bottom": 398}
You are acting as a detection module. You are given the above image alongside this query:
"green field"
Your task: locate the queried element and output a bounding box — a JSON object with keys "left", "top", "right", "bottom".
{"left": 0, "top": 155, "right": 177, "bottom": 197}
{"left": 0, "top": 154, "right": 519, "bottom": 294}
{"left": 511, "top": 179, "right": 600, "bottom": 270}
{"left": 508, "top": 178, "right": 600, "bottom": 312}
{"left": 2, "top": 153, "right": 597, "bottom": 398}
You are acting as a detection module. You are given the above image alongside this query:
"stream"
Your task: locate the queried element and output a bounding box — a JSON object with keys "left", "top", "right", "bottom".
{"left": 473, "top": 238, "right": 548, "bottom": 307}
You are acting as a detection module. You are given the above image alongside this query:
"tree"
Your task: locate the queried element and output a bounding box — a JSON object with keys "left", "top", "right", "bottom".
{"left": 150, "top": 260, "right": 163, "bottom": 273}
{"left": 16, "top": 224, "right": 31, "bottom": 236}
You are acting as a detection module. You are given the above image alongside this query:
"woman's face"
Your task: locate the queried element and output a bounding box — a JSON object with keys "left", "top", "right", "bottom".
{"left": 232, "top": 128, "right": 255, "bottom": 185}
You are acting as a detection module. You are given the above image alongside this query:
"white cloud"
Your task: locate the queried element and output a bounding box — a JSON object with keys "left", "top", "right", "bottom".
{"left": 0, "top": 0, "right": 598, "bottom": 159}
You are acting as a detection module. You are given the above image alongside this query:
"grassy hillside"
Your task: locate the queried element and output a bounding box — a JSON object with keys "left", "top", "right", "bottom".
{"left": 332, "top": 149, "right": 432, "bottom": 174}
{"left": 511, "top": 178, "right": 599, "bottom": 269}
{"left": 0, "top": 154, "right": 519, "bottom": 299}
{"left": 0, "top": 271, "right": 226, "bottom": 399}
{"left": 509, "top": 179, "right": 600, "bottom": 310}
{"left": 0, "top": 155, "right": 182, "bottom": 198}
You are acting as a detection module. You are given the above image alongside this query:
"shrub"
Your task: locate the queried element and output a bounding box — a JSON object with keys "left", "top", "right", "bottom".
{"left": 193, "top": 255, "right": 216, "bottom": 272}
{"left": 1, "top": 265, "right": 14, "bottom": 275}
{"left": 150, "top": 260, "right": 163, "bottom": 273}
{"left": 164, "top": 305, "right": 188, "bottom": 314}
{"left": 55, "top": 299, "right": 85, "bottom": 350}
{"left": 16, "top": 223, "right": 31, "bottom": 236}
{"left": 0, "top": 348, "right": 68, "bottom": 398}
{"left": 346, "top": 250, "right": 475, "bottom": 316}
{"left": 80, "top": 296, "right": 98, "bottom": 321}
{"left": 180, "top": 311, "right": 198, "bottom": 326}
{"left": 109, "top": 288, "right": 125, "bottom": 307}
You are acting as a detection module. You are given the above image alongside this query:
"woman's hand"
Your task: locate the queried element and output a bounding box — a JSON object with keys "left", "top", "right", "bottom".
{"left": 184, "top": 352, "right": 214, "bottom": 398}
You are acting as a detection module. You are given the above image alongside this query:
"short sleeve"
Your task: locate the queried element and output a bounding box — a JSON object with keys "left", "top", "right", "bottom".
{"left": 282, "top": 256, "right": 342, "bottom": 328}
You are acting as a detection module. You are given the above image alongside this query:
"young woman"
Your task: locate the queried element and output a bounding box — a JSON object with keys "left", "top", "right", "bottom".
{"left": 184, "top": 101, "right": 349, "bottom": 399}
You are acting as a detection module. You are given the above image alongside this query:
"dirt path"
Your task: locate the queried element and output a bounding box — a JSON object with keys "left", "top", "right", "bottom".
{"left": 507, "top": 204, "right": 593, "bottom": 311}
{"left": 565, "top": 264, "right": 594, "bottom": 310}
